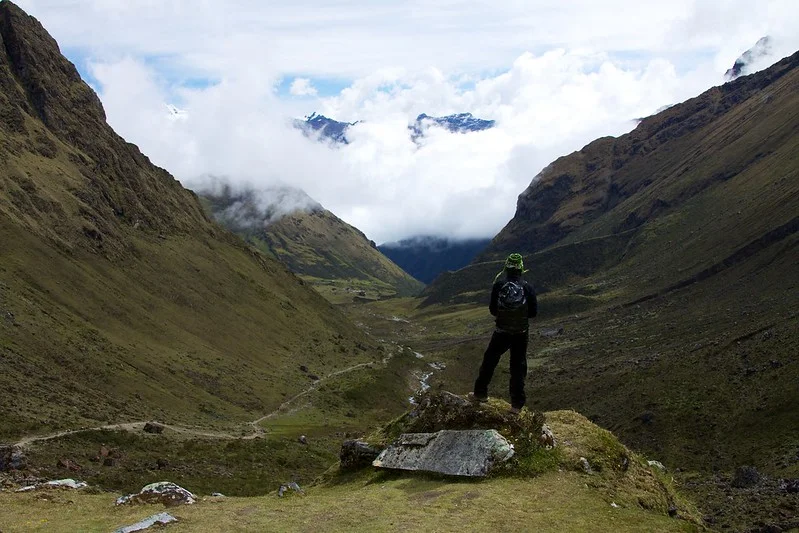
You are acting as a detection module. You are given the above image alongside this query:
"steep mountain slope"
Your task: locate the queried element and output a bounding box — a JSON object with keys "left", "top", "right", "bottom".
{"left": 197, "top": 181, "right": 424, "bottom": 300}
{"left": 379, "top": 236, "right": 490, "bottom": 284}
{"left": 414, "top": 51, "right": 799, "bottom": 526}
{"left": 0, "top": 1, "right": 376, "bottom": 441}
{"left": 427, "top": 50, "right": 799, "bottom": 306}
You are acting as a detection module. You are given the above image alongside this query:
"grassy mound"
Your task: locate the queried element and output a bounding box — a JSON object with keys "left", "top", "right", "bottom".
{"left": 326, "top": 392, "right": 700, "bottom": 525}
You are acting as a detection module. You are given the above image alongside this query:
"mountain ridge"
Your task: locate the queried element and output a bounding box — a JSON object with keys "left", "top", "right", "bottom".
{"left": 197, "top": 180, "right": 424, "bottom": 299}
{"left": 0, "top": 0, "right": 377, "bottom": 441}
{"left": 379, "top": 236, "right": 491, "bottom": 284}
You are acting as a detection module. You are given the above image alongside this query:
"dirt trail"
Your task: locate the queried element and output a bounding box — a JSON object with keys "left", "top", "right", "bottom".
{"left": 13, "top": 350, "right": 397, "bottom": 449}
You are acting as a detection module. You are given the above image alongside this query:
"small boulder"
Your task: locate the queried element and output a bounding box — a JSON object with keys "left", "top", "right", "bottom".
{"left": 143, "top": 422, "right": 165, "bottom": 434}
{"left": 539, "top": 424, "right": 556, "bottom": 448}
{"left": 113, "top": 512, "right": 177, "bottom": 533}
{"left": 540, "top": 327, "right": 565, "bottom": 338}
{"left": 0, "top": 445, "right": 26, "bottom": 472}
{"left": 16, "top": 479, "right": 88, "bottom": 492}
{"left": 647, "top": 460, "right": 666, "bottom": 471}
{"left": 779, "top": 479, "right": 799, "bottom": 493}
{"left": 340, "top": 440, "right": 381, "bottom": 470}
{"left": 578, "top": 457, "right": 593, "bottom": 474}
{"left": 116, "top": 482, "right": 196, "bottom": 506}
{"left": 56, "top": 458, "right": 82, "bottom": 472}
{"left": 298, "top": 435, "right": 308, "bottom": 445}
{"left": 373, "top": 429, "right": 514, "bottom": 477}
{"left": 732, "top": 466, "right": 761, "bottom": 488}
{"left": 277, "top": 482, "right": 304, "bottom": 497}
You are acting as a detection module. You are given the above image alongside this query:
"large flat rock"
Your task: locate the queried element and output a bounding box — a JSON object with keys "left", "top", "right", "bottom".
{"left": 373, "top": 429, "right": 514, "bottom": 477}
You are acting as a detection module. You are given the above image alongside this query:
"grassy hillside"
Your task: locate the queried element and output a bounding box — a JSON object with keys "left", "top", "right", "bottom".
{"left": 198, "top": 183, "right": 424, "bottom": 301}
{"left": 391, "top": 53, "right": 799, "bottom": 531}
{"left": 0, "top": 406, "right": 702, "bottom": 532}
{"left": 0, "top": 0, "right": 376, "bottom": 442}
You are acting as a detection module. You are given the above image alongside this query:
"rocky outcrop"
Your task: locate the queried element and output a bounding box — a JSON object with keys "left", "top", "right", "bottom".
{"left": 0, "top": 445, "right": 26, "bottom": 471}
{"left": 373, "top": 429, "right": 514, "bottom": 477}
{"left": 339, "top": 440, "right": 381, "bottom": 470}
{"left": 16, "top": 478, "right": 88, "bottom": 491}
{"left": 116, "top": 482, "right": 196, "bottom": 506}
{"left": 113, "top": 513, "right": 177, "bottom": 533}
{"left": 143, "top": 422, "right": 165, "bottom": 434}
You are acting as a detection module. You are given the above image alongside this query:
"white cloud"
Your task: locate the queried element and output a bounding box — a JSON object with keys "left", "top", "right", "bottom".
{"left": 17, "top": 1, "right": 799, "bottom": 243}
{"left": 289, "top": 77, "right": 318, "bottom": 97}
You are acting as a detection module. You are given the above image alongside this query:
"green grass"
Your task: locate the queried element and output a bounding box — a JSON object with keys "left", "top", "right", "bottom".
{"left": 0, "top": 473, "right": 701, "bottom": 533}
{"left": 0, "top": 406, "right": 703, "bottom": 532}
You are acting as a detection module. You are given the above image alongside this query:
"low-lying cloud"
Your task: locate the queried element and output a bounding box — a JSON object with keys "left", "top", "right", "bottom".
{"left": 88, "top": 43, "right": 796, "bottom": 244}
{"left": 54, "top": 0, "right": 797, "bottom": 244}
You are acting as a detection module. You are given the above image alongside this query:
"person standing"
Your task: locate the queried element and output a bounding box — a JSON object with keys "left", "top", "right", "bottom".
{"left": 471, "top": 253, "right": 537, "bottom": 414}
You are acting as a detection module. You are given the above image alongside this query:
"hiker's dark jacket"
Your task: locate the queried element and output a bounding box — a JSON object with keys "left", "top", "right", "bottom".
{"left": 489, "top": 276, "right": 537, "bottom": 334}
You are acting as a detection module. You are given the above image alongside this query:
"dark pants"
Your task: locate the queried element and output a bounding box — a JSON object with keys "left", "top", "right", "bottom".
{"left": 473, "top": 330, "right": 528, "bottom": 409}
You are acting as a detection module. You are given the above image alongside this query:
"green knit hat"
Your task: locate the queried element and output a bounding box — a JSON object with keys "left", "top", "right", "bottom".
{"left": 494, "top": 253, "right": 528, "bottom": 282}
{"left": 504, "top": 253, "right": 524, "bottom": 271}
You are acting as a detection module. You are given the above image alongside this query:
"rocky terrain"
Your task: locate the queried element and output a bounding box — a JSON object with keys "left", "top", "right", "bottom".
{"left": 294, "top": 112, "right": 356, "bottom": 144}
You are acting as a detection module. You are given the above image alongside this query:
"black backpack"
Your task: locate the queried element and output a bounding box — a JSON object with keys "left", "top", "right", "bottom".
{"left": 496, "top": 281, "right": 528, "bottom": 333}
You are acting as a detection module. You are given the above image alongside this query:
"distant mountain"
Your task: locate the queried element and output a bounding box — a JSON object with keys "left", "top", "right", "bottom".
{"left": 379, "top": 236, "right": 491, "bottom": 284}
{"left": 294, "top": 112, "right": 357, "bottom": 144}
{"left": 410, "top": 112, "right": 495, "bottom": 140}
{"left": 197, "top": 181, "right": 424, "bottom": 299}
{"left": 725, "top": 36, "right": 773, "bottom": 80}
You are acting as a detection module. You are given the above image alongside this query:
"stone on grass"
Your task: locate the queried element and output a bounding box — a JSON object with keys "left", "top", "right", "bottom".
{"left": 647, "top": 460, "right": 666, "bottom": 471}
{"left": 0, "top": 445, "right": 26, "bottom": 471}
{"left": 340, "top": 440, "right": 381, "bottom": 470}
{"left": 578, "top": 457, "right": 593, "bottom": 474}
{"left": 278, "top": 482, "right": 304, "bottom": 497}
{"left": 539, "top": 424, "right": 556, "bottom": 448}
{"left": 143, "top": 422, "right": 165, "bottom": 434}
{"left": 16, "top": 478, "right": 88, "bottom": 492}
{"left": 373, "top": 429, "right": 514, "bottom": 477}
{"left": 732, "top": 466, "right": 761, "bottom": 488}
{"left": 116, "top": 482, "right": 196, "bottom": 506}
{"left": 113, "top": 512, "right": 177, "bottom": 533}
{"left": 57, "top": 458, "right": 82, "bottom": 472}
{"left": 780, "top": 479, "right": 799, "bottom": 493}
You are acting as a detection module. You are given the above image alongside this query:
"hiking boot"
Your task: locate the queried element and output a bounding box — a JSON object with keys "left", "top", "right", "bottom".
{"left": 508, "top": 407, "right": 521, "bottom": 415}
{"left": 468, "top": 392, "right": 488, "bottom": 404}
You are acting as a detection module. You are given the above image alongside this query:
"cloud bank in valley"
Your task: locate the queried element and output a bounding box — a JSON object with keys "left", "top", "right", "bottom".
{"left": 19, "top": 0, "right": 799, "bottom": 244}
